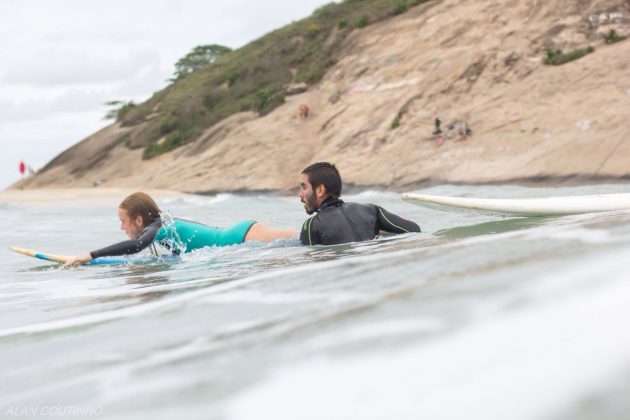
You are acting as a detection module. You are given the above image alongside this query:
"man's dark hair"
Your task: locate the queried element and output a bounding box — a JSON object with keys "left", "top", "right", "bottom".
{"left": 302, "top": 162, "right": 342, "bottom": 198}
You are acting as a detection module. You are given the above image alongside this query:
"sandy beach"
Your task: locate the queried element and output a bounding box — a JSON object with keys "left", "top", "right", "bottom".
{"left": 0, "top": 188, "right": 193, "bottom": 207}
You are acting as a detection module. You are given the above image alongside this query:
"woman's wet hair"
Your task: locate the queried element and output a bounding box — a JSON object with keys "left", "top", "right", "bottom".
{"left": 302, "top": 162, "right": 342, "bottom": 198}
{"left": 119, "top": 192, "right": 161, "bottom": 226}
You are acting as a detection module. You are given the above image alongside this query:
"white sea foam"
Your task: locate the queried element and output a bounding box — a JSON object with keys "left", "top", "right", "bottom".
{"left": 161, "top": 193, "right": 235, "bottom": 207}
{"left": 225, "top": 248, "right": 630, "bottom": 420}
{"left": 200, "top": 290, "right": 336, "bottom": 304}
{"left": 0, "top": 248, "right": 417, "bottom": 337}
{"left": 304, "top": 317, "right": 445, "bottom": 351}
{"left": 5, "top": 276, "right": 231, "bottom": 303}
{"left": 343, "top": 190, "right": 399, "bottom": 201}
{"left": 544, "top": 227, "right": 613, "bottom": 244}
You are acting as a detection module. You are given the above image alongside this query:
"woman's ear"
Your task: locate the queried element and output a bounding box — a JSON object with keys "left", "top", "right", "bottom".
{"left": 135, "top": 215, "right": 144, "bottom": 228}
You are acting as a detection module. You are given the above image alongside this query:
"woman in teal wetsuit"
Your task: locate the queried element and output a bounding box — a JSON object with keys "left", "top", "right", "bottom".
{"left": 64, "top": 192, "right": 296, "bottom": 266}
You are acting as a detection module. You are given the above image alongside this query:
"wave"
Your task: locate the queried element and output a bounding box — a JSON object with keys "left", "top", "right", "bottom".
{"left": 225, "top": 246, "right": 630, "bottom": 420}
{"left": 343, "top": 190, "right": 402, "bottom": 203}
{"left": 0, "top": 202, "right": 19, "bottom": 211}
{"left": 0, "top": 239, "right": 450, "bottom": 339}
{"left": 3, "top": 210, "right": 629, "bottom": 342}
{"left": 161, "top": 193, "right": 236, "bottom": 207}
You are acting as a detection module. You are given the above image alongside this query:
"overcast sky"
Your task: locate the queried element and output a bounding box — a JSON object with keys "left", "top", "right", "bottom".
{"left": 0, "top": 0, "right": 334, "bottom": 189}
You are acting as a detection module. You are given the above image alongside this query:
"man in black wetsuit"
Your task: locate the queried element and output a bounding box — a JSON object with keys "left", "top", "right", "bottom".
{"left": 298, "top": 162, "right": 420, "bottom": 245}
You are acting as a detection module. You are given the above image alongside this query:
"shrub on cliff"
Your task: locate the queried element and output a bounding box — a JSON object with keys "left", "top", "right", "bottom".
{"left": 104, "top": 100, "right": 136, "bottom": 122}
{"left": 543, "top": 46, "right": 594, "bottom": 65}
{"left": 391, "top": 116, "right": 400, "bottom": 129}
{"left": 143, "top": 128, "right": 201, "bottom": 159}
{"left": 356, "top": 15, "right": 369, "bottom": 28}
{"left": 393, "top": 1, "right": 408, "bottom": 15}
{"left": 254, "top": 89, "right": 286, "bottom": 116}
{"left": 604, "top": 29, "right": 626, "bottom": 44}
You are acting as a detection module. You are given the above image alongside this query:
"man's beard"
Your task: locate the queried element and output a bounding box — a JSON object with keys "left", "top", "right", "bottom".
{"left": 302, "top": 194, "right": 318, "bottom": 215}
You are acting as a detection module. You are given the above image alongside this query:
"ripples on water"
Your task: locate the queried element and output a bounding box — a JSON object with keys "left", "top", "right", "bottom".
{"left": 1, "top": 185, "right": 629, "bottom": 420}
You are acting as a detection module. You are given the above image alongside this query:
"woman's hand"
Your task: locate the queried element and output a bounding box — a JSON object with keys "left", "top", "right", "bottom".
{"left": 63, "top": 254, "right": 93, "bottom": 268}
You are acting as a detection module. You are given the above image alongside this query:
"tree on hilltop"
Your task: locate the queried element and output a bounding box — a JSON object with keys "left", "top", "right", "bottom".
{"left": 171, "top": 44, "right": 232, "bottom": 80}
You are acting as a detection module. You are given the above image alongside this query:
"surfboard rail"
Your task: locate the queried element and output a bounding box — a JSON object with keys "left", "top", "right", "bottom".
{"left": 401, "top": 193, "right": 630, "bottom": 216}
{"left": 9, "top": 246, "right": 74, "bottom": 264}
{"left": 8, "top": 246, "right": 174, "bottom": 266}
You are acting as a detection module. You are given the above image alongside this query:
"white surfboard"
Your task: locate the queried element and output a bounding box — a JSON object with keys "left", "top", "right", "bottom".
{"left": 401, "top": 192, "right": 630, "bottom": 216}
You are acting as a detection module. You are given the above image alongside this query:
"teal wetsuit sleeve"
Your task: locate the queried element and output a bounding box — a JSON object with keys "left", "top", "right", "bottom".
{"left": 90, "top": 219, "right": 162, "bottom": 258}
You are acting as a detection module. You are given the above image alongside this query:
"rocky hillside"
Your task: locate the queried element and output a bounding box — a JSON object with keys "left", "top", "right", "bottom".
{"left": 13, "top": 0, "right": 630, "bottom": 193}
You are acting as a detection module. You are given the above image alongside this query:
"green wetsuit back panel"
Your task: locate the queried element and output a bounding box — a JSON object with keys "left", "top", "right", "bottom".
{"left": 155, "top": 218, "right": 255, "bottom": 252}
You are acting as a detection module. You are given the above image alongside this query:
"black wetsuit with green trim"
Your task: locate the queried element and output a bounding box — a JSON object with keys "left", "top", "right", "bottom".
{"left": 90, "top": 218, "right": 256, "bottom": 258}
{"left": 300, "top": 197, "right": 420, "bottom": 246}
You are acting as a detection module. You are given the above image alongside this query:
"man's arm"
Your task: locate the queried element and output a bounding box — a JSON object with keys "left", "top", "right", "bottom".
{"left": 300, "top": 216, "right": 320, "bottom": 245}
{"left": 90, "top": 219, "right": 162, "bottom": 258}
{"left": 375, "top": 206, "right": 421, "bottom": 234}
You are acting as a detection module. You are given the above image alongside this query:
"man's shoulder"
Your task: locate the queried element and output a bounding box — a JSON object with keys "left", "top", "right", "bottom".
{"left": 300, "top": 214, "right": 321, "bottom": 245}
{"left": 301, "top": 214, "right": 319, "bottom": 230}
{"left": 342, "top": 201, "right": 378, "bottom": 212}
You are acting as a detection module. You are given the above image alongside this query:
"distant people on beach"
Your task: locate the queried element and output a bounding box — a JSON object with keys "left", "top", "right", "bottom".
{"left": 298, "top": 104, "right": 310, "bottom": 119}
{"left": 433, "top": 118, "right": 442, "bottom": 136}
{"left": 447, "top": 122, "right": 472, "bottom": 140}
{"left": 431, "top": 118, "right": 472, "bottom": 145}
{"left": 433, "top": 118, "right": 444, "bottom": 146}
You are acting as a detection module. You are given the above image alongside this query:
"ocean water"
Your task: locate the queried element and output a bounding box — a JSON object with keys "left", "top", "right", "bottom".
{"left": 1, "top": 185, "right": 630, "bottom": 420}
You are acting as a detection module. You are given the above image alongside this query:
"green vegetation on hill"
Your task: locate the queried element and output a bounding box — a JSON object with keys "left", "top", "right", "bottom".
{"left": 543, "top": 45, "right": 595, "bottom": 66}
{"left": 105, "top": 100, "right": 136, "bottom": 121}
{"left": 115, "top": 0, "right": 433, "bottom": 159}
{"left": 170, "top": 44, "right": 232, "bottom": 81}
{"left": 604, "top": 29, "right": 626, "bottom": 44}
